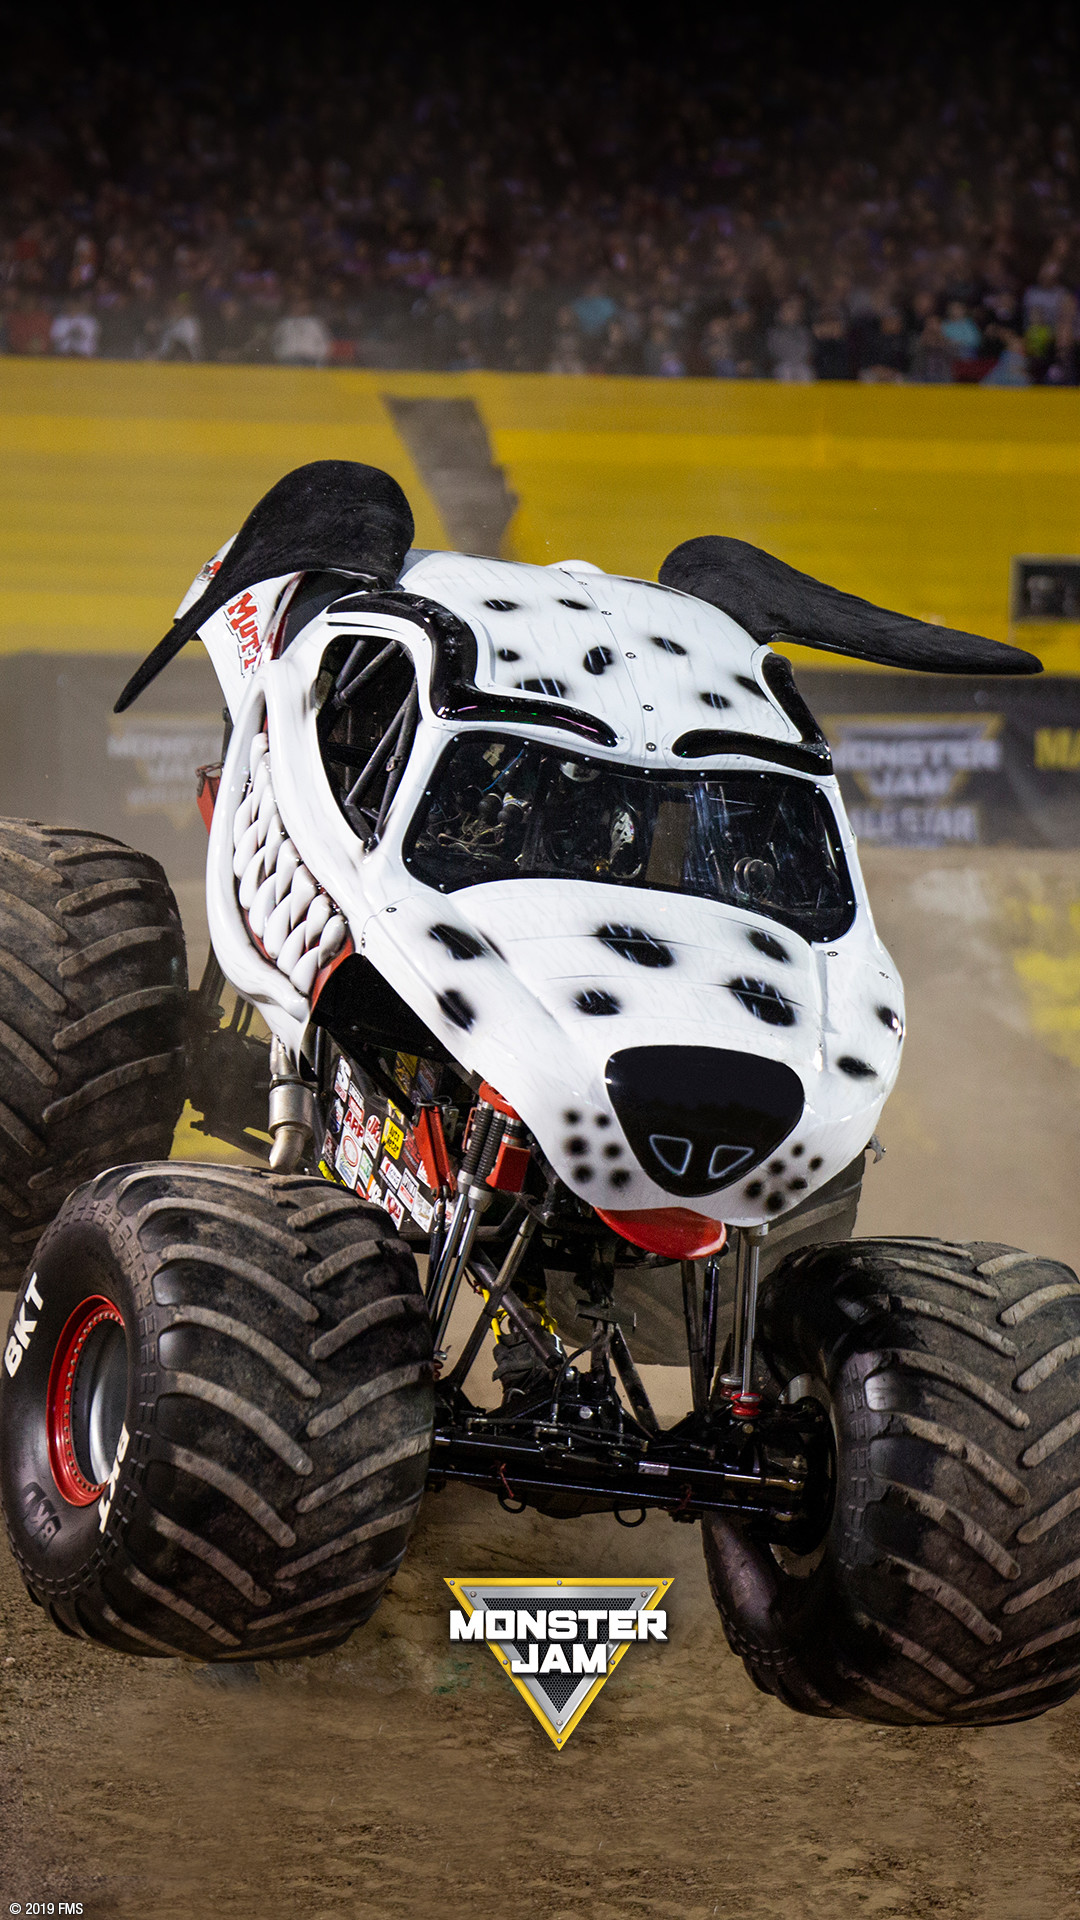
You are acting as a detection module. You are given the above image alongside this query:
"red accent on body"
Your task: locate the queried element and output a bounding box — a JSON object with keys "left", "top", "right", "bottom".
{"left": 46, "top": 1296, "right": 125, "bottom": 1506}
{"left": 477, "top": 1081, "right": 520, "bottom": 1119}
{"left": 225, "top": 590, "right": 264, "bottom": 674}
{"left": 412, "top": 1105, "right": 456, "bottom": 1193}
{"left": 486, "top": 1138, "right": 531, "bottom": 1192}
{"left": 195, "top": 764, "right": 221, "bottom": 834}
{"left": 595, "top": 1207, "right": 727, "bottom": 1260}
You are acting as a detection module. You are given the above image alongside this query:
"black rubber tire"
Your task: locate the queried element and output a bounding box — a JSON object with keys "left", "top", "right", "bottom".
{"left": 703, "top": 1235, "right": 1080, "bottom": 1725}
{"left": 0, "top": 821, "right": 188, "bottom": 1284}
{"left": 0, "top": 1162, "right": 434, "bottom": 1660}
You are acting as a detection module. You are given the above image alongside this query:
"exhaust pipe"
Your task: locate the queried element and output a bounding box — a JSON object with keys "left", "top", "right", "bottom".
{"left": 267, "top": 1038, "right": 316, "bottom": 1171}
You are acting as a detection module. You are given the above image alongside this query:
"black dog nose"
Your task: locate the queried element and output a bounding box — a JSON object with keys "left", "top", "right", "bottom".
{"left": 605, "top": 1046, "right": 804, "bottom": 1197}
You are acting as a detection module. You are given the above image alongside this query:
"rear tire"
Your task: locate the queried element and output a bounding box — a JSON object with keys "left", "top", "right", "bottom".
{"left": 704, "top": 1236, "right": 1080, "bottom": 1725}
{"left": 0, "top": 1163, "right": 433, "bottom": 1660}
{"left": 0, "top": 821, "right": 188, "bottom": 1283}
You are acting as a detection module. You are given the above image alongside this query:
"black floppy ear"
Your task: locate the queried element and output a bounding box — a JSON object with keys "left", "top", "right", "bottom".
{"left": 114, "top": 461, "right": 416, "bottom": 712}
{"left": 659, "top": 535, "right": 1041, "bottom": 676}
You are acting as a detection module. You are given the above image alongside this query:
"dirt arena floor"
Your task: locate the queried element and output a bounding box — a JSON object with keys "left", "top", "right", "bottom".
{"left": 4, "top": 844, "right": 1080, "bottom": 1920}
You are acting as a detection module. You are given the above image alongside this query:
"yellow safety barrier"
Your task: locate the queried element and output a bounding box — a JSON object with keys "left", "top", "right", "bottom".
{"left": 3, "top": 358, "right": 1080, "bottom": 669}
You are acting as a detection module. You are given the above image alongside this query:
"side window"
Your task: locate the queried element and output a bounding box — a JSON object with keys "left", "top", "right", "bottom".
{"left": 317, "top": 634, "right": 419, "bottom": 846}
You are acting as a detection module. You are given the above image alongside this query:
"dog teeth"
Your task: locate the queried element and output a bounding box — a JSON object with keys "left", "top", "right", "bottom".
{"left": 233, "top": 819, "right": 262, "bottom": 879}
{"left": 304, "top": 894, "right": 332, "bottom": 943}
{"left": 262, "top": 896, "right": 293, "bottom": 958}
{"left": 232, "top": 793, "right": 255, "bottom": 847}
{"left": 289, "top": 948, "right": 321, "bottom": 997}
{"left": 249, "top": 871, "right": 279, "bottom": 940}
{"left": 231, "top": 736, "right": 346, "bottom": 1003}
{"left": 288, "top": 866, "right": 318, "bottom": 926}
{"left": 237, "top": 848, "right": 266, "bottom": 910}
{"left": 263, "top": 815, "right": 287, "bottom": 871}
{"left": 317, "top": 914, "right": 347, "bottom": 967}
{"left": 278, "top": 922, "right": 309, "bottom": 976}
{"left": 273, "top": 842, "right": 301, "bottom": 902}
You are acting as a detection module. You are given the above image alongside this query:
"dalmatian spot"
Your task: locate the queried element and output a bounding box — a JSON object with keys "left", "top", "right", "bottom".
{"left": 565, "top": 1135, "right": 588, "bottom": 1155}
{"left": 745, "top": 1179, "right": 764, "bottom": 1199}
{"left": 727, "top": 977, "right": 797, "bottom": 1027}
{"left": 650, "top": 635, "right": 687, "bottom": 656}
{"left": 564, "top": 1109, "right": 582, "bottom": 1124}
{"left": 838, "top": 1056, "right": 876, "bottom": 1079}
{"left": 791, "top": 1142, "right": 805, "bottom": 1157}
{"left": 497, "top": 647, "right": 521, "bottom": 662}
{"left": 789, "top": 1176, "right": 808, "bottom": 1191}
{"left": 809, "top": 1155, "right": 824, "bottom": 1170}
{"left": 609, "top": 1168, "right": 632, "bottom": 1189}
{"left": 766, "top": 1191, "right": 786, "bottom": 1214}
{"left": 735, "top": 674, "right": 767, "bottom": 699}
{"left": 877, "top": 1005, "right": 903, "bottom": 1034}
{"left": 602, "top": 1143, "right": 622, "bottom": 1159}
{"left": 485, "top": 598, "right": 520, "bottom": 612}
{"left": 559, "top": 597, "right": 592, "bottom": 610}
{"left": 768, "top": 1159, "right": 785, "bottom": 1175}
{"left": 575, "top": 988, "right": 622, "bottom": 1016}
{"left": 701, "top": 691, "right": 732, "bottom": 710}
{"left": 437, "top": 988, "right": 475, "bottom": 1031}
{"left": 429, "top": 923, "right": 487, "bottom": 961}
{"left": 594, "top": 1113, "right": 611, "bottom": 1128}
{"left": 596, "top": 923, "right": 674, "bottom": 968}
{"left": 519, "top": 676, "right": 569, "bottom": 697}
{"left": 748, "top": 929, "right": 790, "bottom": 964}
{"left": 573, "top": 1165, "right": 594, "bottom": 1183}
{"left": 583, "top": 646, "right": 615, "bottom": 675}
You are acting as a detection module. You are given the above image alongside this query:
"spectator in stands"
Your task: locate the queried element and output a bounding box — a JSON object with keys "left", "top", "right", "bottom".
{"left": 811, "top": 311, "right": 854, "bottom": 381}
{"left": 156, "top": 294, "right": 202, "bottom": 362}
{"left": 1023, "top": 260, "right": 1077, "bottom": 382}
{"left": 548, "top": 306, "right": 587, "bottom": 374}
{"left": 766, "top": 296, "right": 814, "bottom": 382}
{"left": 941, "top": 301, "right": 983, "bottom": 364}
{"left": 272, "top": 293, "right": 332, "bottom": 368}
{"left": 981, "top": 329, "right": 1031, "bottom": 385}
{"left": 643, "top": 320, "right": 686, "bottom": 378}
{"left": 701, "top": 314, "right": 741, "bottom": 378}
{"left": 909, "top": 313, "right": 954, "bottom": 383}
{"left": 856, "top": 307, "right": 909, "bottom": 382}
{"left": 50, "top": 299, "right": 100, "bottom": 356}
{"left": 96, "top": 287, "right": 146, "bottom": 359}
{"left": 572, "top": 279, "right": 619, "bottom": 342}
{"left": 204, "top": 297, "right": 258, "bottom": 363}
{"left": 3, "top": 13, "right": 1080, "bottom": 385}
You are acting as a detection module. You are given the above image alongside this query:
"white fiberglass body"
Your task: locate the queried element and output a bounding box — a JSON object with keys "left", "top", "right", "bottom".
{"left": 193, "top": 547, "right": 904, "bottom": 1235}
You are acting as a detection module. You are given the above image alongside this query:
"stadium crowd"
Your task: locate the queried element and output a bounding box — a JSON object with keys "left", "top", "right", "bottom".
{"left": 2, "top": 9, "right": 1079, "bottom": 384}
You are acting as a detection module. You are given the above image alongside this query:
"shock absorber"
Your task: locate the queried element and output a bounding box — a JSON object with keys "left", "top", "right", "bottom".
{"left": 428, "top": 1090, "right": 512, "bottom": 1349}
{"left": 720, "top": 1222, "right": 768, "bottom": 1418}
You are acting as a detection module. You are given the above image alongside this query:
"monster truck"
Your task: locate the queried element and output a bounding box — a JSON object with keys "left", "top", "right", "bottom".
{"left": 2, "top": 458, "right": 1079, "bottom": 1726}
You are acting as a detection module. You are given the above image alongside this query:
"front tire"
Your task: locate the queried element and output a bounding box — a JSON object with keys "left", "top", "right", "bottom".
{"left": 704, "top": 1236, "right": 1080, "bottom": 1725}
{"left": 0, "top": 1163, "right": 433, "bottom": 1659}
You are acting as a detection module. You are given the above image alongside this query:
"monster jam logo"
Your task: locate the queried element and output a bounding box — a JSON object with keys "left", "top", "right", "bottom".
{"left": 445, "top": 1577, "right": 671, "bottom": 1747}
{"left": 827, "top": 713, "right": 1003, "bottom": 847}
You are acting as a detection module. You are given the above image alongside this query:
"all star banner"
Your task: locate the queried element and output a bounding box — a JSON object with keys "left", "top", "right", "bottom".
{"left": 799, "top": 669, "right": 1080, "bottom": 850}
{"left": 445, "top": 1577, "right": 673, "bottom": 1748}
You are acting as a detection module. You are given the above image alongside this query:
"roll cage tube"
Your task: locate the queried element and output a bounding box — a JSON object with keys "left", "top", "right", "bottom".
{"left": 403, "top": 733, "right": 856, "bottom": 942}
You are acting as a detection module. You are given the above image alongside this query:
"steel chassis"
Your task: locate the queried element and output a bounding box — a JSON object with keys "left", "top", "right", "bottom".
{"left": 189, "top": 966, "right": 834, "bottom": 1545}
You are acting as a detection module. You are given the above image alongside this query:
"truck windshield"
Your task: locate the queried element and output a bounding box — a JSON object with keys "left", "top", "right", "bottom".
{"left": 405, "top": 733, "right": 855, "bottom": 941}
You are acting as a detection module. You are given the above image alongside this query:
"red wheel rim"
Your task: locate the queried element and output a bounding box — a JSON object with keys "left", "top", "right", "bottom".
{"left": 46, "top": 1296, "right": 125, "bottom": 1506}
